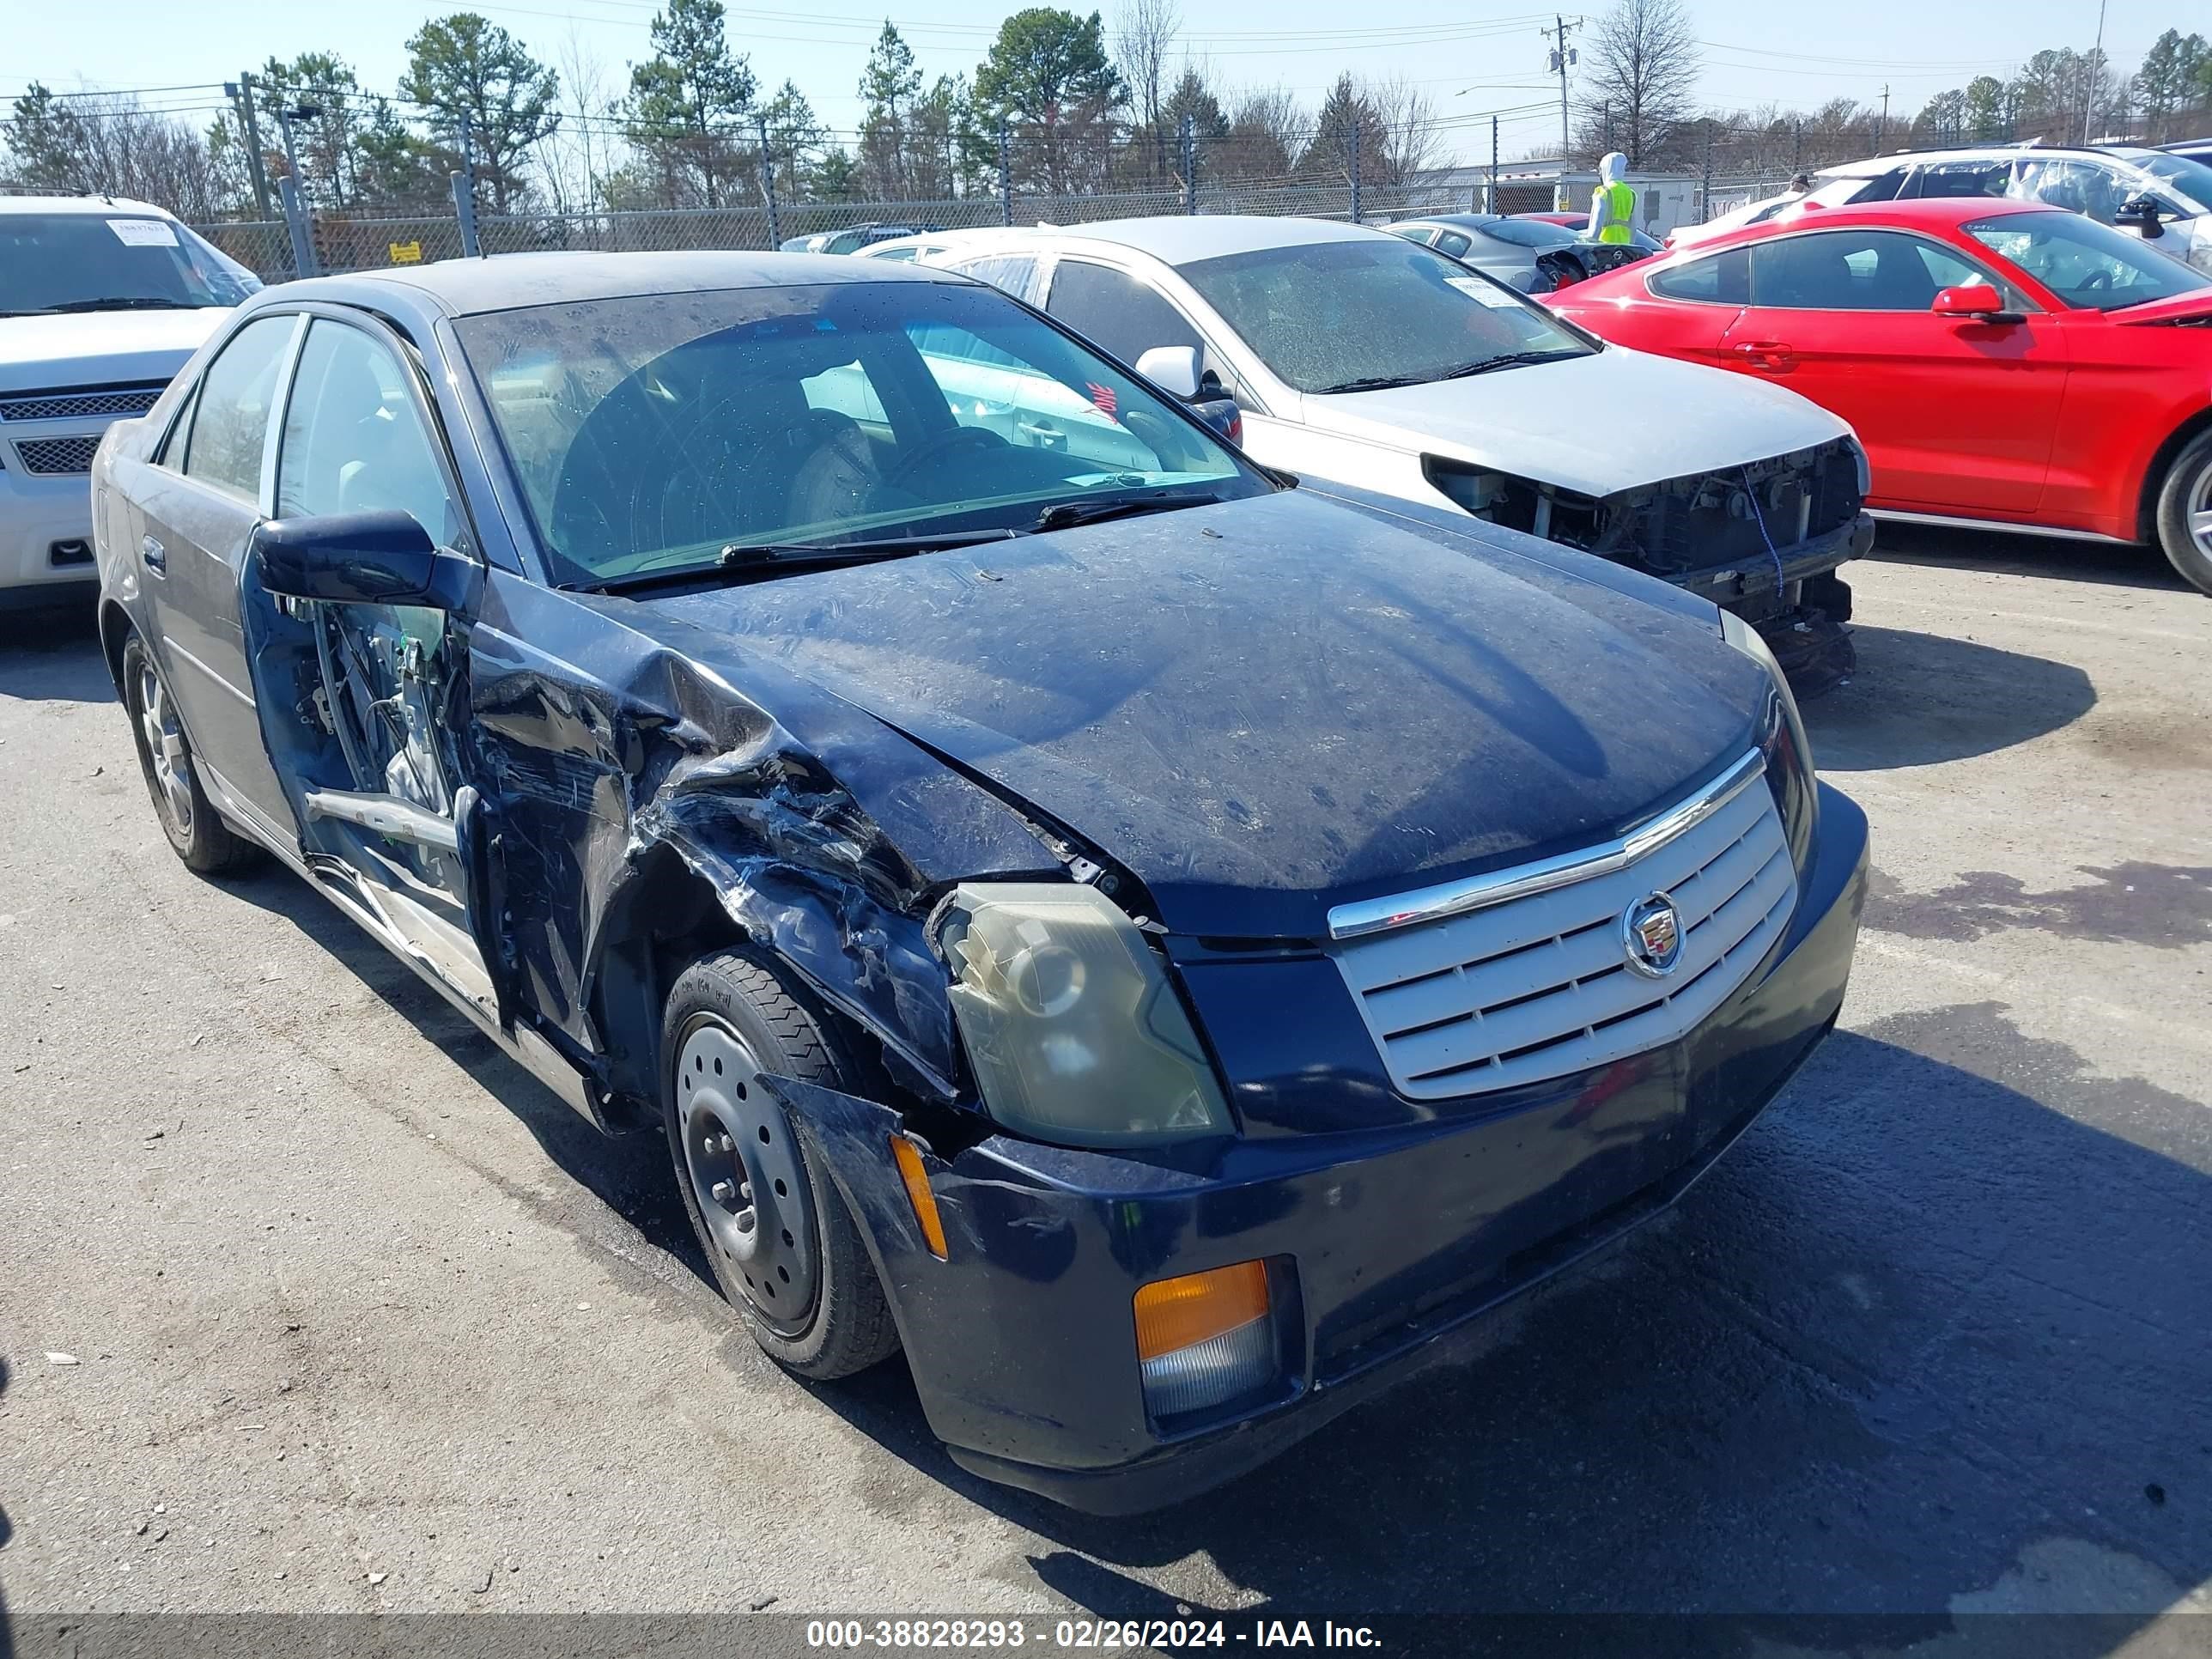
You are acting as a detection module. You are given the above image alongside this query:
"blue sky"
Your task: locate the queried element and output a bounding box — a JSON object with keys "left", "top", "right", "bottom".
{"left": 1, "top": 0, "right": 2182, "bottom": 165}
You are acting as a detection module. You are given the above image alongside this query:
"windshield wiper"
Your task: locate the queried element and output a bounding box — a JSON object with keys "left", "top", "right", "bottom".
{"left": 38, "top": 297, "right": 197, "bottom": 313}
{"left": 1440, "top": 350, "right": 1584, "bottom": 379}
{"left": 579, "top": 527, "right": 1021, "bottom": 594}
{"left": 1310, "top": 374, "right": 1432, "bottom": 395}
{"left": 1034, "top": 490, "right": 1223, "bottom": 532}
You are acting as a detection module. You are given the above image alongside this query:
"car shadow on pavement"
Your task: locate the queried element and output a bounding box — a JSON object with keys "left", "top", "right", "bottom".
{"left": 811, "top": 1002, "right": 2212, "bottom": 1640}
{"left": 212, "top": 863, "right": 716, "bottom": 1293}
{"left": 0, "top": 607, "right": 113, "bottom": 706}
{"left": 1870, "top": 525, "right": 2185, "bottom": 594}
{"left": 1805, "top": 625, "right": 2096, "bottom": 770}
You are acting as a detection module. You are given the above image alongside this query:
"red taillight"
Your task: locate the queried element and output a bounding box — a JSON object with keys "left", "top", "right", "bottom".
{"left": 1226, "top": 413, "right": 1243, "bottom": 445}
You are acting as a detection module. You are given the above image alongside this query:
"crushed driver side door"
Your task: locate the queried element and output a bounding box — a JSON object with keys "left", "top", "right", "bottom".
{"left": 240, "top": 310, "right": 509, "bottom": 1025}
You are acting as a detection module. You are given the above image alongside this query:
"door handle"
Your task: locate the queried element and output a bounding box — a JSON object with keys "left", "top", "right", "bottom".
{"left": 1730, "top": 341, "right": 1796, "bottom": 374}
{"left": 1016, "top": 421, "right": 1066, "bottom": 450}
{"left": 140, "top": 535, "right": 167, "bottom": 574}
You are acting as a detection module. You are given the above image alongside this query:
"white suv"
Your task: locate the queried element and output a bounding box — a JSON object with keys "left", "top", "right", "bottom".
{"left": 1, "top": 196, "right": 258, "bottom": 608}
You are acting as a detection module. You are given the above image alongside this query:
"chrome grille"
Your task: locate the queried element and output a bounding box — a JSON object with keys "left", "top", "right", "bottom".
{"left": 0, "top": 386, "right": 164, "bottom": 422}
{"left": 14, "top": 435, "right": 102, "bottom": 475}
{"left": 1332, "top": 759, "right": 1796, "bottom": 1098}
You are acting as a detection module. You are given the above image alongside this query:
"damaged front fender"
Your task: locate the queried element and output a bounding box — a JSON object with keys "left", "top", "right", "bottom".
{"left": 464, "top": 569, "right": 1063, "bottom": 1111}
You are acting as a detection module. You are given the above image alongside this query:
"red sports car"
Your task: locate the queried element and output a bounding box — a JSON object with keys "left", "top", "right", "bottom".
{"left": 1545, "top": 197, "right": 2212, "bottom": 593}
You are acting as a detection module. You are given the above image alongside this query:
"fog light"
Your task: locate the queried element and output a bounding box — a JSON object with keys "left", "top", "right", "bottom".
{"left": 1133, "top": 1261, "right": 1274, "bottom": 1419}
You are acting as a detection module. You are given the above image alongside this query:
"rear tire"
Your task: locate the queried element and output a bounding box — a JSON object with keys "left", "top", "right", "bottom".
{"left": 121, "top": 635, "right": 259, "bottom": 876}
{"left": 2153, "top": 428, "right": 2212, "bottom": 598}
{"left": 659, "top": 949, "right": 901, "bottom": 1381}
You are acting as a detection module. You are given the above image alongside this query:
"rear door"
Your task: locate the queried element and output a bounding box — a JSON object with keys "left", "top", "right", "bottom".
{"left": 132, "top": 310, "right": 304, "bottom": 829}
{"left": 1719, "top": 227, "right": 2068, "bottom": 511}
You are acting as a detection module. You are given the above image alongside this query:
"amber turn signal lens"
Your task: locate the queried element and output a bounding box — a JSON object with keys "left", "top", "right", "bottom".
{"left": 889, "top": 1134, "right": 949, "bottom": 1261}
{"left": 1133, "top": 1261, "right": 1270, "bottom": 1362}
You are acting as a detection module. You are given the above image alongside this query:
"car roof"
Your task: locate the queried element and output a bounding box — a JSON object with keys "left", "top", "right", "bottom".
{"left": 270, "top": 248, "right": 961, "bottom": 317}
{"left": 913, "top": 215, "right": 1383, "bottom": 266}
{"left": 1820, "top": 143, "right": 2169, "bottom": 178}
{"left": 1389, "top": 214, "right": 1505, "bottom": 230}
{"left": 0, "top": 193, "right": 176, "bottom": 218}
{"left": 1685, "top": 195, "right": 2052, "bottom": 248}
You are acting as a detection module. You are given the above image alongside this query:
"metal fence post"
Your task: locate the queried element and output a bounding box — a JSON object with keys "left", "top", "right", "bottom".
{"left": 1348, "top": 121, "right": 1361, "bottom": 223}
{"left": 276, "top": 177, "right": 317, "bottom": 279}
{"left": 451, "top": 171, "right": 481, "bottom": 258}
{"left": 998, "top": 120, "right": 1013, "bottom": 226}
{"left": 758, "top": 114, "right": 780, "bottom": 248}
{"left": 1181, "top": 115, "right": 1196, "bottom": 215}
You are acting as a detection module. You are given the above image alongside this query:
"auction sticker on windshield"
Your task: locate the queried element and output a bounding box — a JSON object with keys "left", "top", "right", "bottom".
{"left": 109, "top": 218, "right": 179, "bottom": 246}
{"left": 1445, "top": 274, "right": 1523, "bottom": 307}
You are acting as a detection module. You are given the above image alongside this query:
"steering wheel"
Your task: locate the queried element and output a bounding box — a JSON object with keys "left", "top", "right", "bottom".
{"left": 882, "top": 423, "right": 1006, "bottom": 490}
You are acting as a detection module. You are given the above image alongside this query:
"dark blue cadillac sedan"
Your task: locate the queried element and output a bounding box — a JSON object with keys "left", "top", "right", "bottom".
{"left": 89, "top": 251, "right": 1866, "bottom": 1512}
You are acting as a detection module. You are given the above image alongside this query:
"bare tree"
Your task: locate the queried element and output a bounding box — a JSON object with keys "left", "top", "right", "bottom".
{"left": 550, "top": 28, "right": 615, "bottom": 212}
{"left": 1370, "top": 75, "right": 1441, "bottom": 184}
{"left": 1581, "top": 0, "right": 1699, "bottom": 168}
{"left": 1114, "top": 0, "right": 1181, "bottom": 183}
{"left": 1220, "top": 84, "right": 1304, "bottom": 181}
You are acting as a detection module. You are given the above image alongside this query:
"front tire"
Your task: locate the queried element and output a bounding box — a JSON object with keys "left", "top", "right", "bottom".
{"left": 2154, "top": 428, "right": 2212, "bottom": 598}
{"left": 659, "top": 950, "right": 900, "bottom": 1380}
{"left": 121, "top": 635, "right": 258, "bottom": 875}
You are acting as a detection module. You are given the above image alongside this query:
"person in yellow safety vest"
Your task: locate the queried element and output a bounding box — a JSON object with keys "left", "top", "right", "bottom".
{"left": 1589, "top": 151, "right": 1636, "bottom": 245}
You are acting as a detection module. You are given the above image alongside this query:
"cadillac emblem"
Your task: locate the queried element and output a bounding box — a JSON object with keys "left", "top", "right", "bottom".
{"left": 1621, "top": 893, "right": 1685, "bottom": 978}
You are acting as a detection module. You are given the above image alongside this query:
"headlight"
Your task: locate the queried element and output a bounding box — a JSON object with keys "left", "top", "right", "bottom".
{"left": 939, "top": 882, "right": 1231, "bottom": 1146}
{"left": 1720, "top": 607, "right": 1818, "bottom": 863}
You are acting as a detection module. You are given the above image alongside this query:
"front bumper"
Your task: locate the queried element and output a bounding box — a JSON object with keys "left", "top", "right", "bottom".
{"left": 0, "top": 461, "right": 100, "bottom": 600}
{"left": 772, "top": 783, "right": 1868, "bottom": 1514}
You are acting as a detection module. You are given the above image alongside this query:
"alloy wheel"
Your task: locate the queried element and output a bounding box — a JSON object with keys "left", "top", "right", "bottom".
{"left": 137, "top": 660, "right": 193, "bottom": 837}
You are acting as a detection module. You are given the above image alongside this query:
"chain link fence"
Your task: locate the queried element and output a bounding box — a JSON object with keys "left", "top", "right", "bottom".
{"left": 194, "top": 174, "right": 1493, "bottom": 283}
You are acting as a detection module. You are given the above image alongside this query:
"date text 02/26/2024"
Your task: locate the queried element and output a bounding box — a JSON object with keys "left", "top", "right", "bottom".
{"left": 805, "top": 1620, "right": 1382, "bottom": 1650}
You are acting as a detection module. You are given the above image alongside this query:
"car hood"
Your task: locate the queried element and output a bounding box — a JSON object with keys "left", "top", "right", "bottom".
{"left": 0, "top": 307, "right": 230, "bottom": 394}
{"left": 1291, "top": 344, "right": 1850, "bottom": 498}
{"left": 638, "top": 490, "right": 1766, "bottom": 940}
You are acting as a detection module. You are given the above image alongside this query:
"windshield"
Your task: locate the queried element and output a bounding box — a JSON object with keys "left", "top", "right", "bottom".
{"left": 1964, "top": 210, "right": 2209, "bottom": 311}
{"left": 1178, "top": 236, "right": 1593, "bottom": 394}
{"left": 455, "top": 279, "right": 1267, "bottom": 587}
{"left": 2131, "top": 149, "right": 2212, "bottom": 209}
{"left": 0, "top": 213, "right": 259, "bottom": 316}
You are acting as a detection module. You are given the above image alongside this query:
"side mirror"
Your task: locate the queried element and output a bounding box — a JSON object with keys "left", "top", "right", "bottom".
{"left": 1133, "top": 343, "right": 1201, "bottom": 400}
{"left": 1932, "top": 283, "right": 2021, "bottom": 325}
{"left": 2117, "top": 195, "right": 2167, "bottom": 239}
{"left": 250, "top": 510, "right": 476, "bottom": 610}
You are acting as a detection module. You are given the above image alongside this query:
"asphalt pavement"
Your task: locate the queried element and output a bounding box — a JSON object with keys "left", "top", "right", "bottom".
{"left": 2, "top": 526, "right": 2209, "bottom": 1647}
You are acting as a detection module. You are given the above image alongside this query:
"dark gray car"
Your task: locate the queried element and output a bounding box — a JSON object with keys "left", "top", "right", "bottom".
{"left": 1384, "top": 213, "right": 1650, "bottom": 292}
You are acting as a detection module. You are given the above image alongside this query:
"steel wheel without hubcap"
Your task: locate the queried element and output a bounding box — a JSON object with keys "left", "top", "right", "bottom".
{"left": 673, "top": 1017, "right": 818, "bottom": 1334}
{"left": 137, "top": 659, "right": 194, "bottom": 838}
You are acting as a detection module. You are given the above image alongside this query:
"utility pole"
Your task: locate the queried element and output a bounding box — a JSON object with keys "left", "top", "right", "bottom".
{"left": 757, "top": 113, "right": 779, "bottom": 248}
{"left": 1490, "top": 114, "right": 1499, "bottom": 213}
{"left": 997, "top": 118, "right": 1012, "bottom": 227}
{"left": 226, "top": 76, "right": 273, "bottom": 219}
{"left": 1541, "top": 15, "right": 1579, "bottom": 166}
{"left": 1793, "top": 118, "right": 1803, "bottom": 176}
{"left": 1875, "top": 83, "right": 1891, "bottom": 151}
{"left": 1700, "top": 122, "right": 1714, "bottom": 222}
{"left": 1180, "top": 113, "right": 1196, "bottom": 216}
{"left": 271, "top": 99, "right": 319, "bottom": 277}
